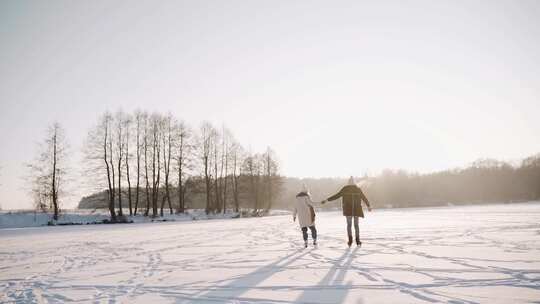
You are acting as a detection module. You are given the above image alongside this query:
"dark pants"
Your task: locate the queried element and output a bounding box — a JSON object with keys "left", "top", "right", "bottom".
{"left": 302, "top": 225, "right": 317, "bottom": 241}
{"left": 346, "top": 216, "right": 359, "bottom": 239}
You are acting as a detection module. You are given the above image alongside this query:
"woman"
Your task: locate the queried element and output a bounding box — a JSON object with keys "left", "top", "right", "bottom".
{"left": 322, "top": 176, "right": 372, "bottom": 247}
{"left": 293, "top": 184, "right": 318, "bottom": 248}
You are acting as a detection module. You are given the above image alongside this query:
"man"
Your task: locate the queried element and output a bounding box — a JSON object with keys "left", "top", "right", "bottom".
{"left": 322, "top": 176, "right": 372, "bottom": 247}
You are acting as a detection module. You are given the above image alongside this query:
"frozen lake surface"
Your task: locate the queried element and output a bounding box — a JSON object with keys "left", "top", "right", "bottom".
{"left": 1, "top": 203, "right": 540, "bottom": 303}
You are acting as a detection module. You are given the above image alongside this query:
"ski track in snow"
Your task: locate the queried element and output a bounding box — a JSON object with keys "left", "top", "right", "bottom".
{"left": 1, "top": 203, "right": 540, "bottom": 303}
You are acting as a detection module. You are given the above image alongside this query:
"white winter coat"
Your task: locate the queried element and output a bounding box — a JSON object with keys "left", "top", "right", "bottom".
{"left": 293, "top": 192, "right": 315, "bottom": 228}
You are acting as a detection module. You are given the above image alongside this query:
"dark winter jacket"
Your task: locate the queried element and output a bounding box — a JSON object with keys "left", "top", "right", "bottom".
{"left": 326, "top": 185, "right": 371, "bottom": 217}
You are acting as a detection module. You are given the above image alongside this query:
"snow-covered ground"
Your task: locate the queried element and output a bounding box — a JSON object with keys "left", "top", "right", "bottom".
{"left": 1, "top": 203, "right": 540, "bottom": 303}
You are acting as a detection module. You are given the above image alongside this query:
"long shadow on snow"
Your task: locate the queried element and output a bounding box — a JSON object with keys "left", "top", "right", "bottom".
{"left": 178, "top": 248, "right": 313, "bottom": 303}
{"left": 295, "top": 247, "right": 360, "bottom": 304}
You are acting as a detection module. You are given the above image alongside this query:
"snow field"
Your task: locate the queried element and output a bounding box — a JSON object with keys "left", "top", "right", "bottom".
{"left": 1, "top": 203, "right": 540, "bottom": 303}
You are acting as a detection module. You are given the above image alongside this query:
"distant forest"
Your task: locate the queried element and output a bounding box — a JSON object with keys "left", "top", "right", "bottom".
{"left": 80, "top": 153, "right": 540, "bottom": 211}
{"left": 281, "top": 155, "right": 540, "bottom": 209}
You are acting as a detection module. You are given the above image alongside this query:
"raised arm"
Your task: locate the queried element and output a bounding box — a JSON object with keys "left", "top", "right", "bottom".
{"left": 326, "top": 187, "right": 344, "bottom": 202}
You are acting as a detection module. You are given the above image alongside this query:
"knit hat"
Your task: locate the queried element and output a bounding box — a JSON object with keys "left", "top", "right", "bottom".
{"left": 348, "top": 176, "right": 355, "bottom": 185}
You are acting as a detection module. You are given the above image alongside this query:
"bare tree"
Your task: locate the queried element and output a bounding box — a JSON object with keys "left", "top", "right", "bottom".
{"left": 108, "top": 114, "right": 117, "bottom": 218}
{"left": 220, "top": 127, "right": 233, "bottom": 214}
{"left": 133, "top": 110, "right": 143, "bottom": 215}
{"left": 230, "top": 141, "right": 243, "bottom": 213}
{"left": 27, "top": 122, "right": 69, "bottom": 220}
{"left": 174, "top": 120, "right": 192, "bottom": 213}
{"left": 83, "top": 113, "right": 116, "bottom": 221}
{"left": 160, "top": 114, "right": 174, "bottom": 216}
{"left": 143, "top": 112, "right": 151, "bottom": 216}
{"left": 150, "top": 113, "right": 162, "bottom": 217}
{"left": 115, "top": 111, "right": 125, "bottom": 217}
{"left": 199, "top": 122, "right": 216, "bottom": 214}
{"left": 124, "top": 113, "right": 133, "bottom": 215}
{"left": 212, "top": 129, "right": 222, "bottom": 213}
{"left": 105, "top": 114, "right": 116, "bottom": 220}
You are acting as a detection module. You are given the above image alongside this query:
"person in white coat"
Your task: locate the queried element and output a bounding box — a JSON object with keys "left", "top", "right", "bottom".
{"left": 293, "top": 184, "right": 319, "bottom": 248}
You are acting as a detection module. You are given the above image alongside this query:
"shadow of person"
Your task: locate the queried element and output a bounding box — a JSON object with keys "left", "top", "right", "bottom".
{"left": 183, "top": 248, "right": 313, "bottom": 303}
{"left": 295, "top": 247, "right": 361, "bottom": 304}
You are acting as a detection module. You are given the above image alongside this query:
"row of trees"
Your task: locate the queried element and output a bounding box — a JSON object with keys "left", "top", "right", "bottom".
{"left": 276, "top": 154, "right": 540, "bottom": 208}
{"left": 25, "top": 116, "right": 540, "bottom": 218}
{"left": 28, "top": 111, "right": 282, "bottom": 221}
{"left": 278, "top": 156, "right": 540, "bottom": 210}
{"left": 365, "top": 157, "right": 540, "bottom": 208}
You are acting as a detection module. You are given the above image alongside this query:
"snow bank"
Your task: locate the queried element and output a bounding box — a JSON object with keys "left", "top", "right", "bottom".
{"left": 0, "top": 209, "right": 292, "bottom": 229}
{"left": 0, "top": 211, "right": 110, "bottom": 229}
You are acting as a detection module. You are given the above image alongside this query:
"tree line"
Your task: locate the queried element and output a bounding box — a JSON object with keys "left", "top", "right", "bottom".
{"left": 276, "top": 155, "right": 540, "bottom": 210}
{"left": 24, "top": 117, "right": 540, "bottom": 218}
{"left": 364, "top": 156, "right": 540, "bottom": 208}
{"left": 27, "top": 110, "right": 282, "bottom": 221}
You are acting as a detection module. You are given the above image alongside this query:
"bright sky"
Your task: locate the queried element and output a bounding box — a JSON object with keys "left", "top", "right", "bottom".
{"left": 1, "top": 0, "right": 539, "bottom": 209}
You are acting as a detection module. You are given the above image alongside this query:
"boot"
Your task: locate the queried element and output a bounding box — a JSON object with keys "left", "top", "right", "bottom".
{"left": 313, "top": 239, "right": 317, "bottom": 247}
{"left": 304, "top": 240, "right": 308, "bottom": 248}
{"left": 356, "top": 237, "right": 362, "bottom": 247}
{"left": 347, "top": 235, "right": 353, "bottom": 247}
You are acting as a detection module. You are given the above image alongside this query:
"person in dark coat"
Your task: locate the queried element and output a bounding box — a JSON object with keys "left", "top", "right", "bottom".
{"left": 322, "top": 176, "right": 372, "bottom": 247}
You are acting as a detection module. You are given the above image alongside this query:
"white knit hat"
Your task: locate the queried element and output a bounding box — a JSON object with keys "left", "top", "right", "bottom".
{"left": 301, "top": 183, "right": 309, "bottom": 193}
{"left": 348, "top": 176, "right": 355, "bottom": 185}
